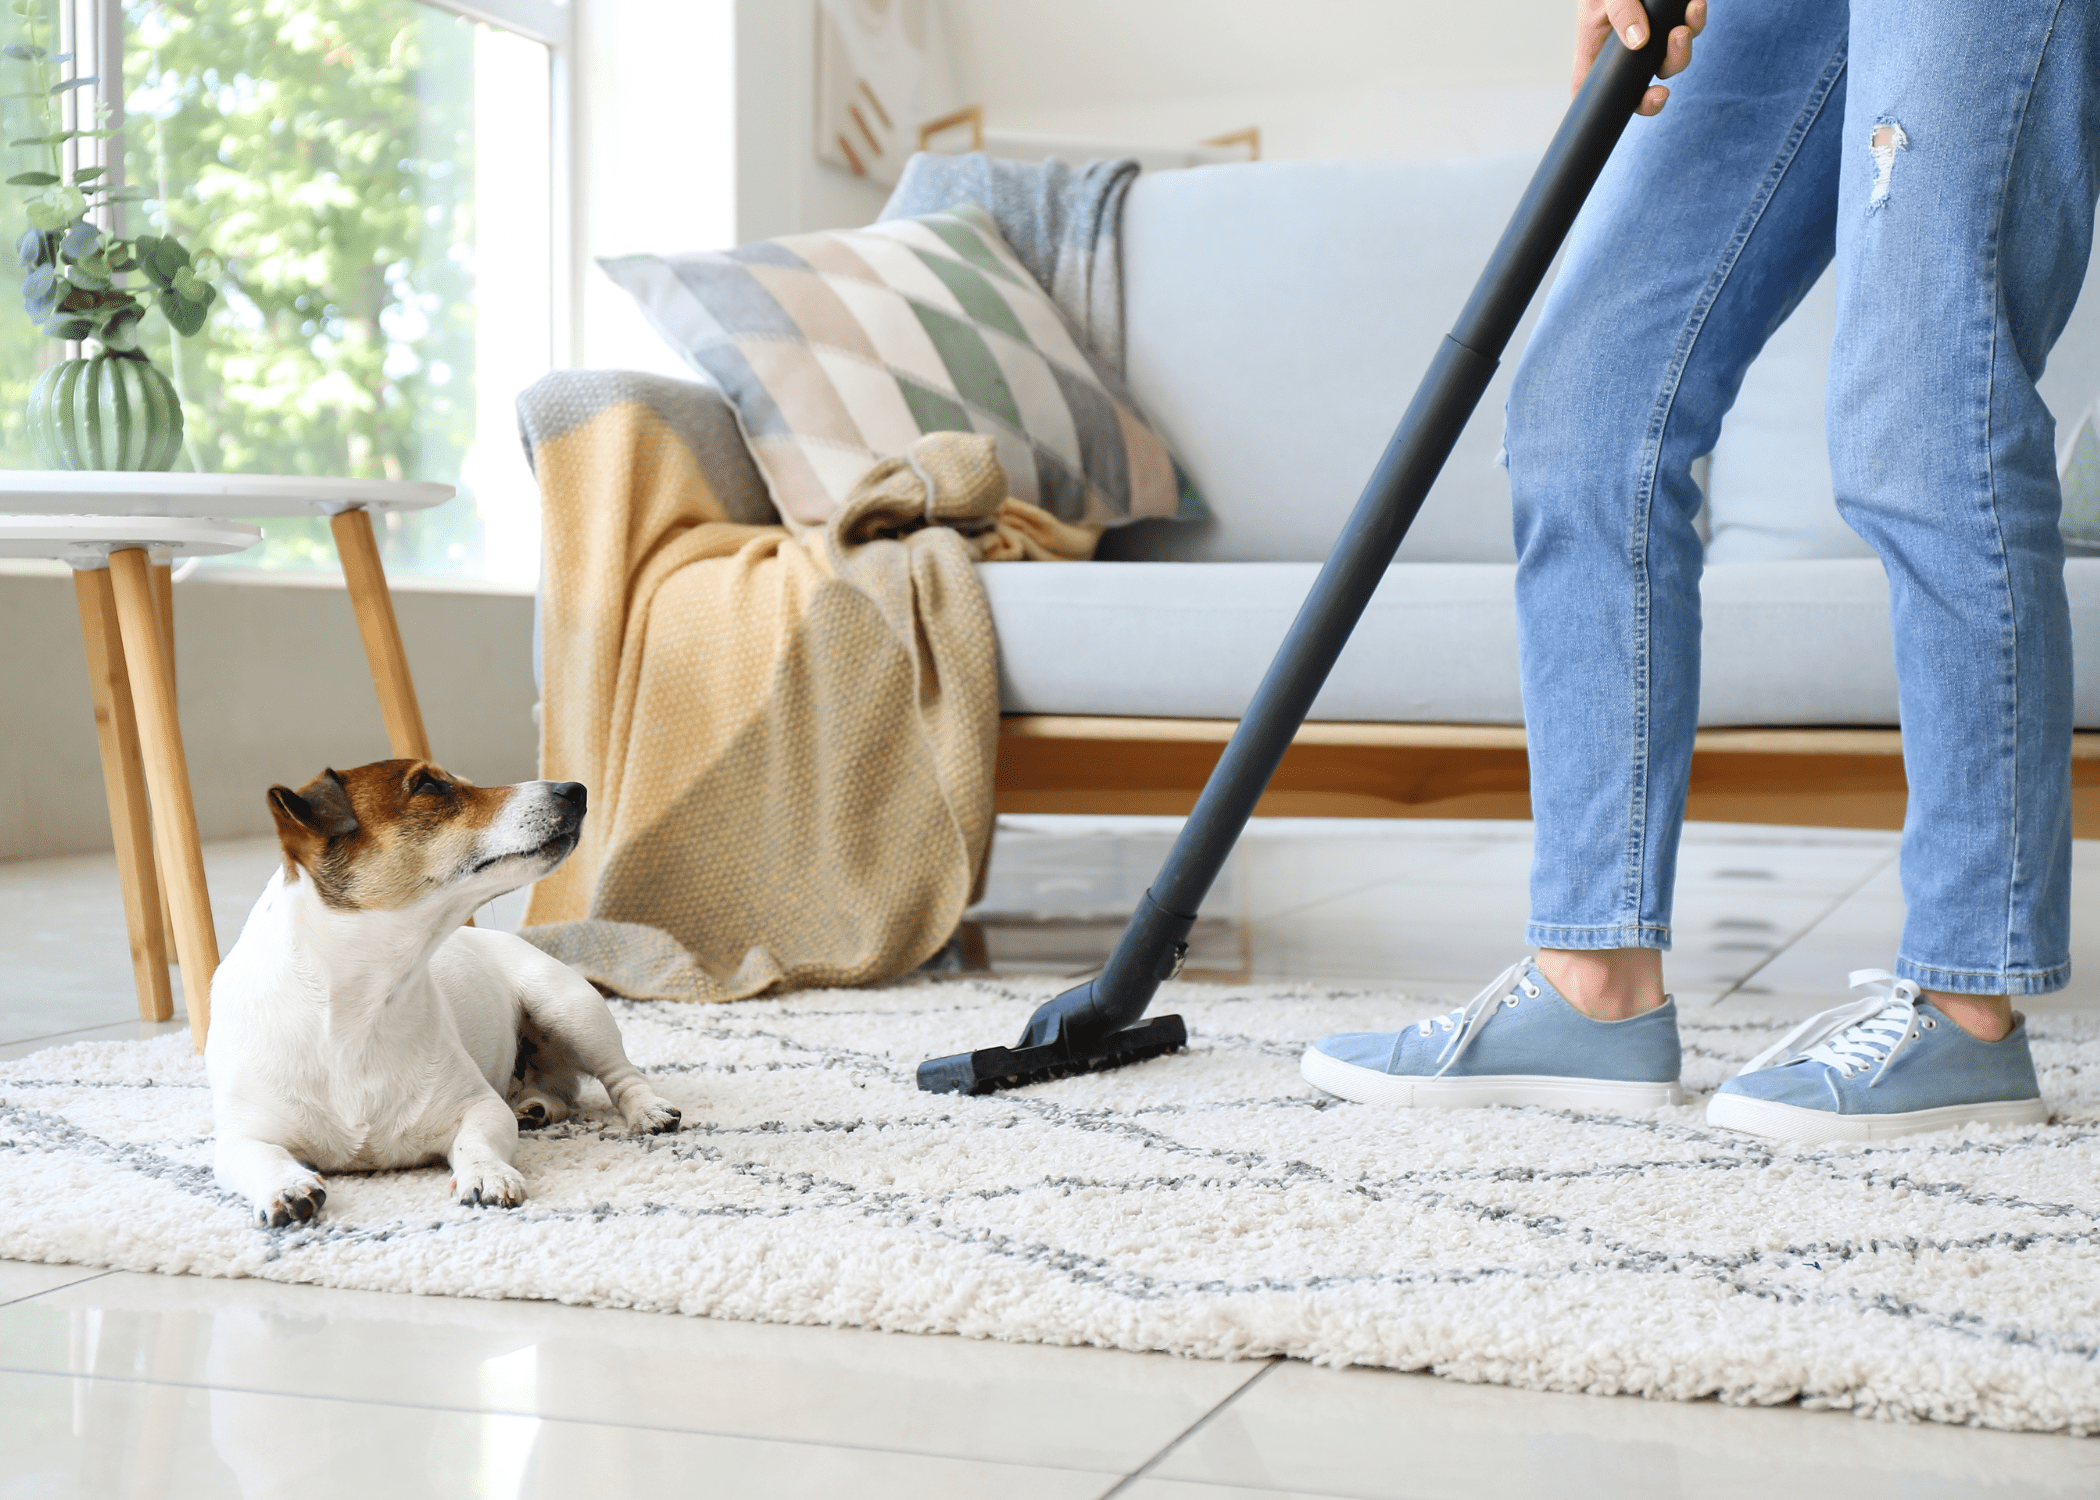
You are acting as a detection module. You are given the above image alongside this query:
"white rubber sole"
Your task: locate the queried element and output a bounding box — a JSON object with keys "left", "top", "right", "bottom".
{"left": 1704, "top": 1092, "right": 2050, "bottom": 1145}
{"left": 1300, "top": 1045, "right": 1684, "bottom": 1111}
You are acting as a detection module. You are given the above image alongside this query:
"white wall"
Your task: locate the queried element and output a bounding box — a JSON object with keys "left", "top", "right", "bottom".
{"left": 571, "top": 0, "right": 1576, "bottom": 358}
{"left": 947, "top": 0, "right": 1575, "bottom": 163}
{"left": 569, "top": 0, "right": 895, "bottom": 374}
{"left": 572, "top": 0, "right": 740, "bottom": 375}
{"left": 733, "top": 0, "right": 895, "bottom": 244}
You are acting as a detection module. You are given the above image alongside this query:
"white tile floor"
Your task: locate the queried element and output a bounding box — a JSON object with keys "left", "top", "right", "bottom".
{"left": 4, "top": 818, "right": 2099, "bottom": 1497}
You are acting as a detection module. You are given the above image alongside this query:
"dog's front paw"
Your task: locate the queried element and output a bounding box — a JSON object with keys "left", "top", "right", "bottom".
{"left": 255, "top": 1177, "right": 327, "bottom": 1229}
{"left": 451, "top": 1159, "right": 526, "bottom": 1209}
{"left": 623, "top": 1092, "right": 682, "bottom": 1136}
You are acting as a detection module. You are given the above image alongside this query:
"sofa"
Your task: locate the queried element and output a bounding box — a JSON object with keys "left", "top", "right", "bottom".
{"left": 979, "top": 152, "right": 2100, "bottom": 835}
{"left": 594, "top": 152, "right": 2100, "bottom": 835}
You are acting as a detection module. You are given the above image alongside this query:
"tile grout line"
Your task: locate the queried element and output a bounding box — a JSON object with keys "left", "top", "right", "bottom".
{"left": 0, "top": 1015, "right": 193, "bottom": 1052}
{"left": 1094, "top": 1356, "right": 1281, "bottom": 1500}
{"left": 0, "top": 1268, "right": 112, "bottom": 1308}
{"left": 1704, "top": 847, "right": 1901, "bottom": 1007}
{"left": 0, "top": 1361, "right": 1129, "bottom": 1477}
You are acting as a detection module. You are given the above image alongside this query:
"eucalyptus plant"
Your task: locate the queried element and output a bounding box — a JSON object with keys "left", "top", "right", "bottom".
{"left": 6, "top": 0, "right": 214, "bottom": 356}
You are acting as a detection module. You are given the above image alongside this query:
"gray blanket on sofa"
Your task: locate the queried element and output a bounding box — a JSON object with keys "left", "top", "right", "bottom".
{"left": 879, "top": 151, "right": 1139, "bottom": 375}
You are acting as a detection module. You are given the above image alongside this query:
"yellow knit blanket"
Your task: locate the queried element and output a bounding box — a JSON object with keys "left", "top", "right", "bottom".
{"left": 521, "top": 398, "right": 1096, "bottom": 1000}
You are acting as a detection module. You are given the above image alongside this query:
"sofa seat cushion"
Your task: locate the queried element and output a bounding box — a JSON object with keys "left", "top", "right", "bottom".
{"left": 981, "top": 558, "right": 2100, "bottom": 728}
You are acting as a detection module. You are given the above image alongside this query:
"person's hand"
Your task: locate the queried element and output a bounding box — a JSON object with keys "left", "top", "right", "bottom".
{"left": 1574, "top": 0, "right": 1706, "bottom": 116}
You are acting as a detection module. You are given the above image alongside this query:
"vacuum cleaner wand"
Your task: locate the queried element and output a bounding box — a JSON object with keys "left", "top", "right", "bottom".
{"left": 918, "top": 0, "right": 1693, "bottom": 1097}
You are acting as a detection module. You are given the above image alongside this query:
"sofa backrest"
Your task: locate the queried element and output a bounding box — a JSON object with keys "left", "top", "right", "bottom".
{"left": 1113, "top": 154, "right": 1540, "bottom": 564}
{"left": 1113, "top": 154, "right": 2100, "bottom": 566}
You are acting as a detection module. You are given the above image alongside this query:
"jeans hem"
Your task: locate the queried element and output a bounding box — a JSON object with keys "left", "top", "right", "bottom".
{"left": 1526, "top": 923, "right": 1672, "bottom": 952}
{"left": 1894, "top": 956, "right": 2069, "bottom": 997}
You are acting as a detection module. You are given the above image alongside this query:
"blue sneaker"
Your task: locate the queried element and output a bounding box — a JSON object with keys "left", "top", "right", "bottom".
{"left": 1300, "top": 959, "right": 1685, "bottom": 1110}
{"left": 1707, "top": 969, "right": 2049, "bottom": 1144}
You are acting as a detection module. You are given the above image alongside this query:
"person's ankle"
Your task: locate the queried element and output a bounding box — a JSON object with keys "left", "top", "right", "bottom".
{"left": 1926, "top": 990, "right": 2014, "bottom": 1043}
{"left": 1536, "top": 948, "right": 1667, "bottom": 1021}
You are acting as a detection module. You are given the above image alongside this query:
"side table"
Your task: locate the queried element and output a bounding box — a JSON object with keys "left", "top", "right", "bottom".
{"left": 0, "top": 474, "right": 457, "bottom": 761}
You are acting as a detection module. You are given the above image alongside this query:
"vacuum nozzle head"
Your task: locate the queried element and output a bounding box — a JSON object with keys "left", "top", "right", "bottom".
{"left": 915, "top": 1011, "right": 1188, "bottom": 1096}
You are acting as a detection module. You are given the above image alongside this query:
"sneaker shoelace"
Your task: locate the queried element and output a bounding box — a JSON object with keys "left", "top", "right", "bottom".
{"left": 1420, "top": 958, "right": 1539, "bottom": 1077}
{"left": 1736, "top": 968, "right": 1934, "bottom": 1087}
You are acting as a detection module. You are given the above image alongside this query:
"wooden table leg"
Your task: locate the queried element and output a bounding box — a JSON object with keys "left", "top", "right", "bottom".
{"left": 330, "top": 507, "right": 432, "bottom": 762}
{"left": 109, "top": 547, "right": 218, "bottom": 1051}
{"left": 151, "top": 561, "right": 174, "bottom": 688}
{"left": 149, "top": 559, "right": 178, "bottom": 959}
{"left": 71, "top": 567, "right": 174, "bottom": 1024}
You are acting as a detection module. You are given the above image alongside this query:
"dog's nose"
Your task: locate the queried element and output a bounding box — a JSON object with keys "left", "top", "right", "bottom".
{"left": 550, "top": 781, "right": 587, "bottom": 814}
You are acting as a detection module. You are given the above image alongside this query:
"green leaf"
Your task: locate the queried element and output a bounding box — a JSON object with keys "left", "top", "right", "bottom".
{"left": 72, "top": 165, "right": 103, "bottom": 183}
{"left": 47, "top": 76, "right": 98, "bottom": 96}
{"left": 160, "top": 287, "right": 206, "bottom": 337}
{"left": 23, "top": 200, "right": 64, "bottom": 231}
{"left": 149, "top": 237, "right": 189, "bottom": 281}
{"left": 5, "top": 170, "right": 57, "bottom": 185}
{"left": 46, "top": 316, "right": 90, "bottom": 339}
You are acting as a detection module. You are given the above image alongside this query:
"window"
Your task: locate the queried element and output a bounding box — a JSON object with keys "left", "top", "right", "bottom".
{"left": 0, "top": 0, "right": 564, "bottom": 588}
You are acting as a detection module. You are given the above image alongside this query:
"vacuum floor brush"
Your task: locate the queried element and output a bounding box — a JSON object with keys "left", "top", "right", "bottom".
{"left": 918, "top": 0, "right": 1692, "bottom": 1097}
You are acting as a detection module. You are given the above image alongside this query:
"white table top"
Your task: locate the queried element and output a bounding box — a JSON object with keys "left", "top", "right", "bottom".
{"left": 0, "top": 472, "right": 454, "bottom": 518}
{"left": 0, "top": 513, "right": 263, "bottom": 567}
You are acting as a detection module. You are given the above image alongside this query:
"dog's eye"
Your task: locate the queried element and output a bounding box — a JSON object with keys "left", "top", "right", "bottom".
{"left": 413, "top": 774, "right": 450, "bottom": 797}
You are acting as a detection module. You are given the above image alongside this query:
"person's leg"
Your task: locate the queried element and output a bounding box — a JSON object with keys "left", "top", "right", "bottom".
{"left": 1704, "top": 0, "right": 2097, "bottom": 1145}
{"left": 1829, "top": 0, "right": 2099, "bottom": 1017}
{"left": 1303, "top": 0, "right": 1854, "bottom": 1108}
{"left": 1506, "top": 0, "right": 1850, "bottom": 1010}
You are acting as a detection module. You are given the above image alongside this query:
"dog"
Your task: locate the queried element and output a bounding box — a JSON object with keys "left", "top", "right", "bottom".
{"left": 207, "top": 759, "right": 680, "bottom": 1227}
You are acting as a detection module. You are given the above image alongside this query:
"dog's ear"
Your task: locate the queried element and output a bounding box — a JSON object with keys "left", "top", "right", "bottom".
{"left": 269, "top": 769, "right": 360, "bottom": 845}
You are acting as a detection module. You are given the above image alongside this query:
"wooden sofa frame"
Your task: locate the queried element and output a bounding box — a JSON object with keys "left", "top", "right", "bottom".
{"left": 995, "top": 717, "right": 2100, "bottom": 838}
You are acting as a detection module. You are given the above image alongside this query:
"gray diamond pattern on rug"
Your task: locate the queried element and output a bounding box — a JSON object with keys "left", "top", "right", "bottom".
{"left": 2, "top": 977, "right": 2097, "bottom": 1434}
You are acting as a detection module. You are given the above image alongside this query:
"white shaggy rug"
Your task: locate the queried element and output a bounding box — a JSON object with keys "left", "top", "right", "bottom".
{"left": 4, "top": 978, "right": 2099, "bottom": 1434}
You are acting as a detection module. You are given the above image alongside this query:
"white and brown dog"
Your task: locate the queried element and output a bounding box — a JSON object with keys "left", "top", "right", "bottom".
{"left": 207, "top": 759, "right": 680, "bottom": 1227}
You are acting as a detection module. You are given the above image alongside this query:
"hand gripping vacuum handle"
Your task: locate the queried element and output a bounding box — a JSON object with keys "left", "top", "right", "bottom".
{"left": 918, "top": 0, "right": 1693, "bottom": 1092}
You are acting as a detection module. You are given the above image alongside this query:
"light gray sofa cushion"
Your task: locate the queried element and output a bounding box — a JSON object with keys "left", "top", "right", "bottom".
{"left": 1103, "top": 153, "right": 2100, "bottom": 571}
{"left": 1107, "top": 155, "right": 1541, "bottom": 566}
{"left": 982, "top": 558, "right": 2100, "bottom": 728}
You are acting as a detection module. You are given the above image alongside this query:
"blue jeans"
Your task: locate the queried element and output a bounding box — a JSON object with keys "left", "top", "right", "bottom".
{"left": 1505, "top": 0, "right": 2100, "bottom": 995}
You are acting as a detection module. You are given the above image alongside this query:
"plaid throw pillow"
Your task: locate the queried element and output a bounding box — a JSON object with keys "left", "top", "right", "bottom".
{"left": 600, "top": 203, "right": 1205, "bottom": 529}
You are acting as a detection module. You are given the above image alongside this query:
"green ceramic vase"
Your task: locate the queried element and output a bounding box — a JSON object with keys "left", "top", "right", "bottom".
{"left": 27, "top": 353, "right": 185, "bottom": 471}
